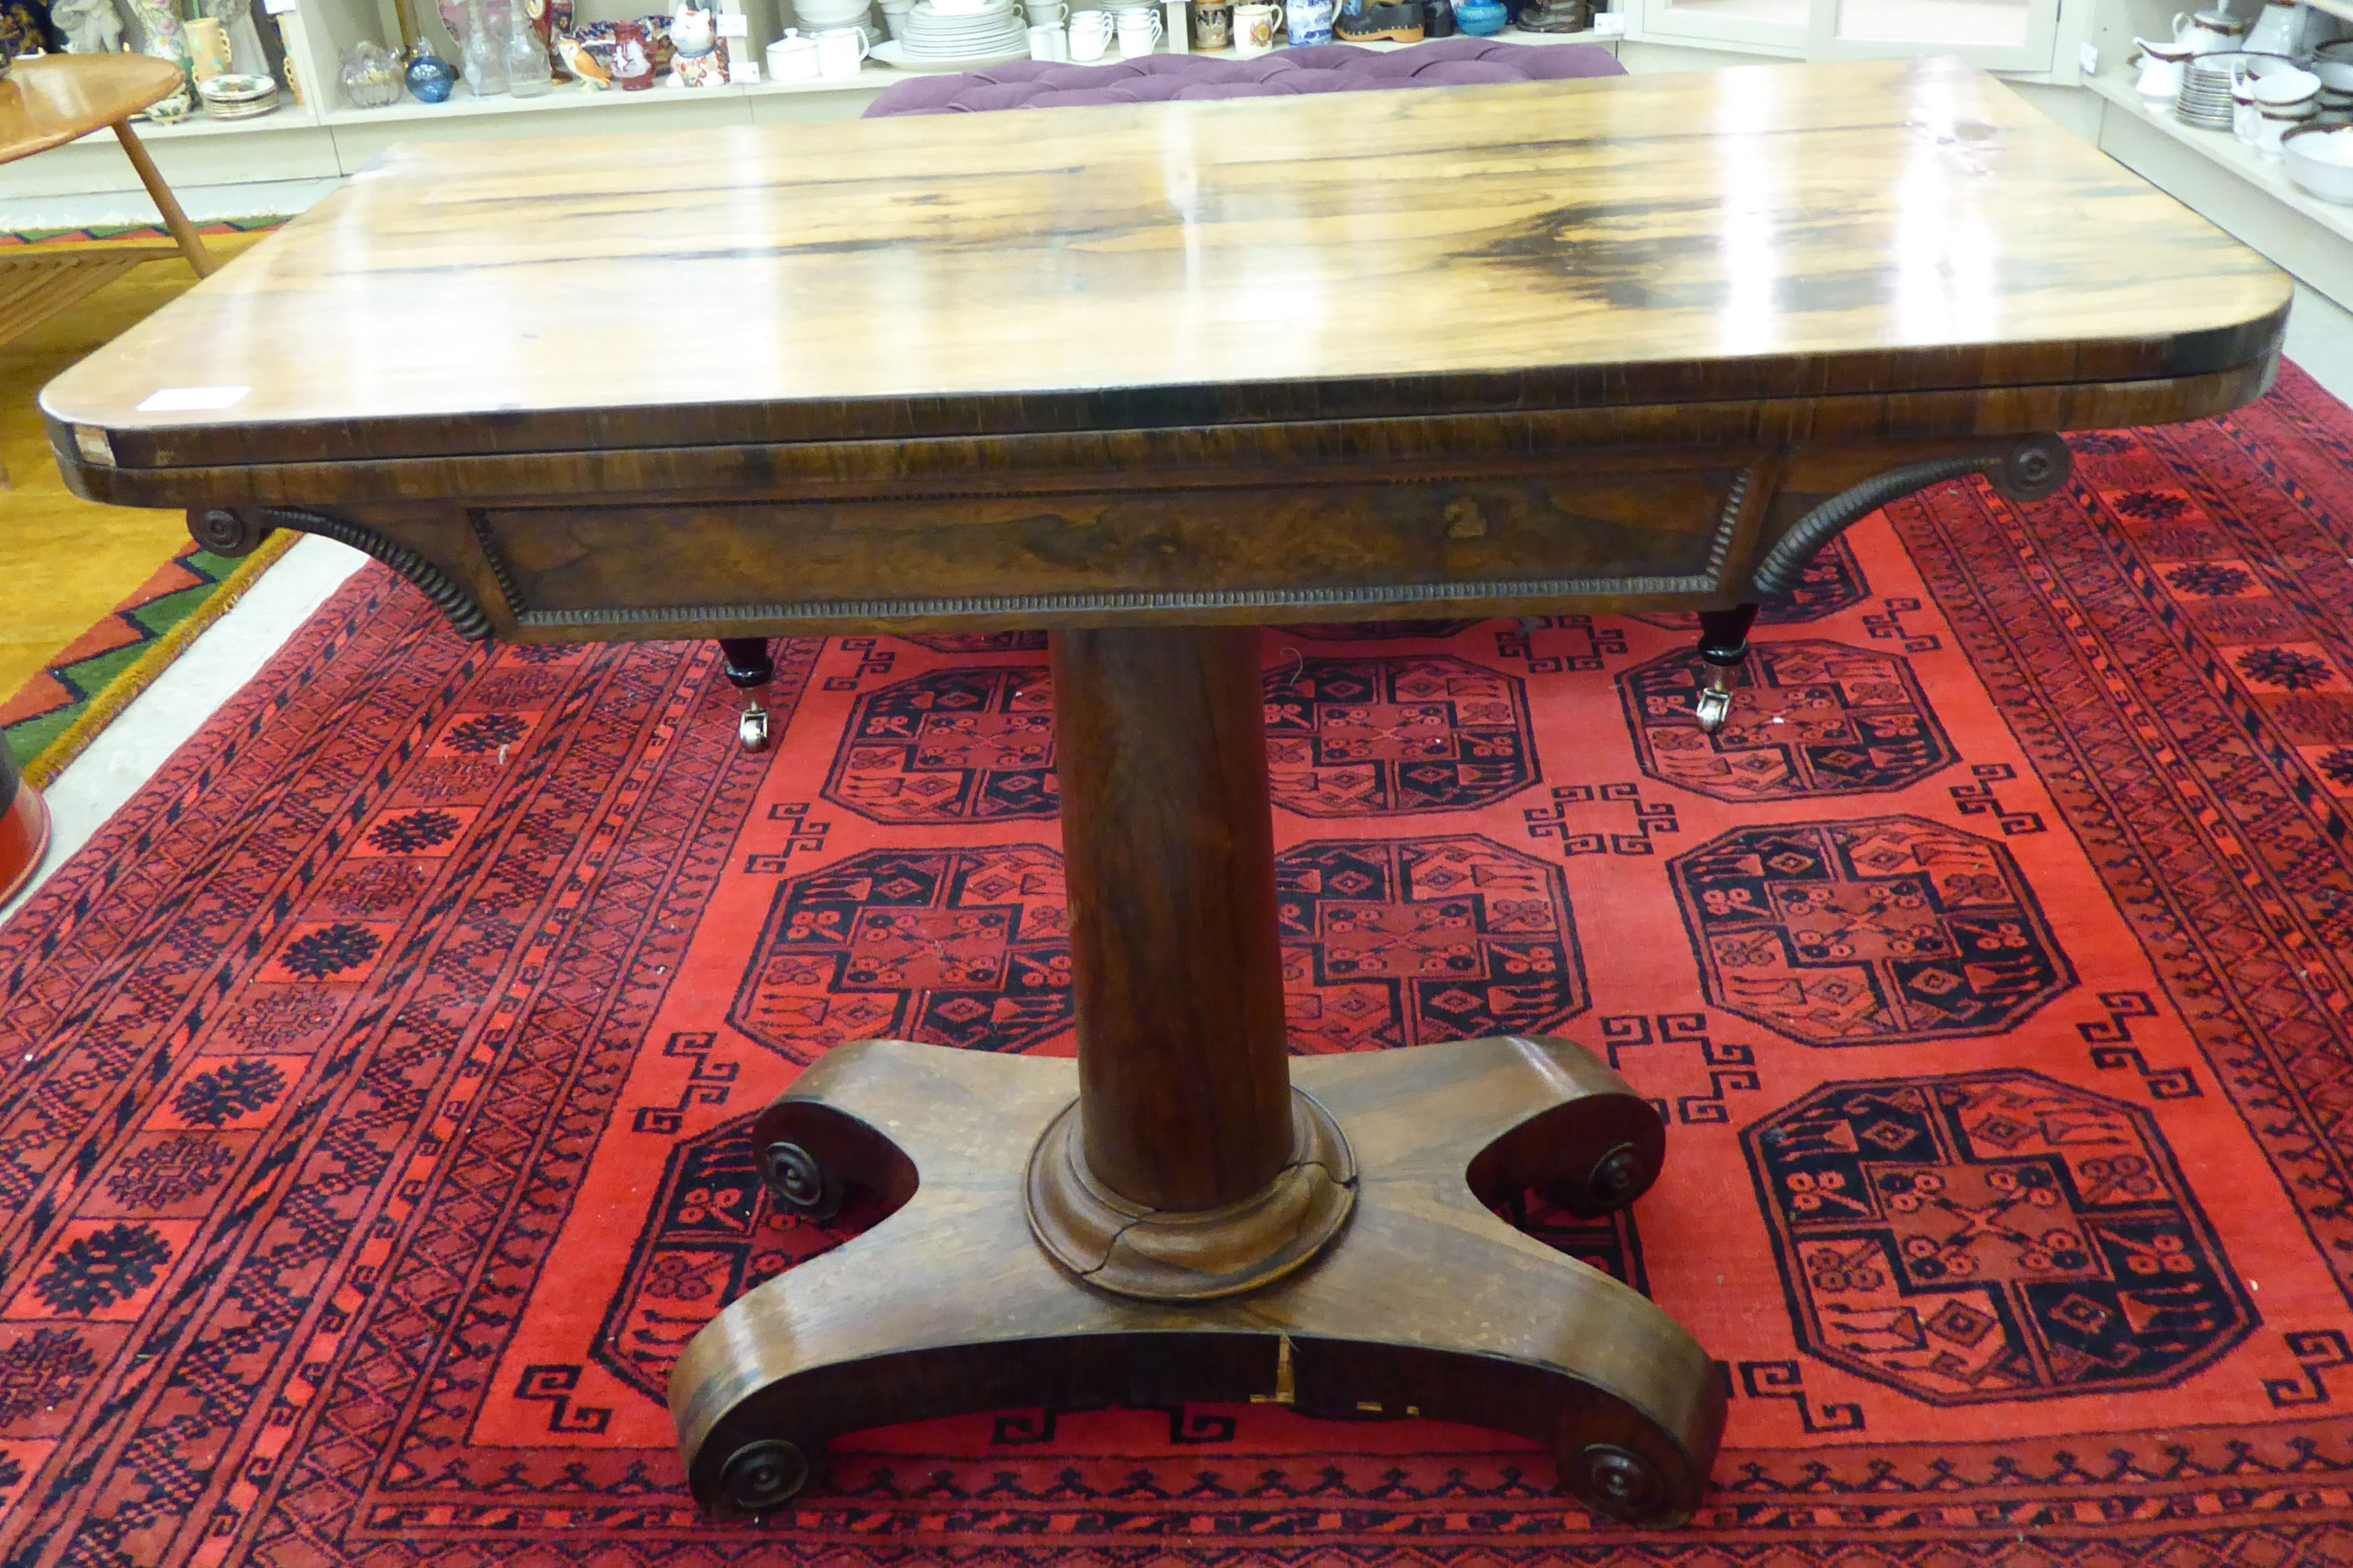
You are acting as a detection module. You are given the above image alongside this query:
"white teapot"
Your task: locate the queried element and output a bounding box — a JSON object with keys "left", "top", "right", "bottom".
{"left": 2171, "top": 7, "right": 2248, "bottom": 51}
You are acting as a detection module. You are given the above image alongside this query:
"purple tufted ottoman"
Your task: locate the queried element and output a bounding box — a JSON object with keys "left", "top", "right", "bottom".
{"left": 860, "top": 38, "right": 1622, "bottom": 115}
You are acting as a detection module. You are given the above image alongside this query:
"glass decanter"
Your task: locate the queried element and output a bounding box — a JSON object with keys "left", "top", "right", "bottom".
{"left": 506, "top": 0, "right": 552, "bottom": 94}
{"left": 462, "top": 0, "right": 510, "bottom": 95}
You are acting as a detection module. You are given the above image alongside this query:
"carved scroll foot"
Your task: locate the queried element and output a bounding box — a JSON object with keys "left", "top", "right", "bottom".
{"left": 670, "top": 1035, "right": 1721, "bottom": 1527}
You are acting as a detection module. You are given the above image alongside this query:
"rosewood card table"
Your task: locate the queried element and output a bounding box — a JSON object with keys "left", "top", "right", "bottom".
{"left": 43, "top": 56, "right": 2288, "bottom": 1527}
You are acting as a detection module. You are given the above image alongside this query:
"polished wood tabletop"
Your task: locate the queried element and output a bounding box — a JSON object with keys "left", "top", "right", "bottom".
{"left": 45, "top": 55, "right": 2288, "bottom": 479}
{"left": 0, "top": 55, "right": 182, "bottom": 165}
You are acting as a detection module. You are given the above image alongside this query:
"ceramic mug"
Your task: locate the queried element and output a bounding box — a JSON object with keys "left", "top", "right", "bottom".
{"left": 1286, "top": 0, "right": 1331, "bottom": 45}
{"left": 1231, "top": 0, "right": 1279, "bottom": 54}
{"left": 1027, "top": 19, "right": 1068, "bottom": 54}
{"left": 1191, "top": 0, "right": 1230, "bottom": 47}
{"left": 1069, "top": 8, "right": 1111, "bottom": 56}
{"left": 814, "top": 24, "right": 867, "bottom": 74}
{"left": 766, "top": 29, "right": 818, "bottom": 75}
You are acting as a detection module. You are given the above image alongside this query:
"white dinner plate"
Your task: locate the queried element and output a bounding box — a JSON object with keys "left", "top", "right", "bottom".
{"left": 872, "top": 37, "right": 1033, "bottom": 65}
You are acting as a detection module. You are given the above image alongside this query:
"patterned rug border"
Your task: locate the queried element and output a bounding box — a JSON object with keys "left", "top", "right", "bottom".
{"left": 13, "top": 531, "right": 299, "bottom": 790}
{"left": 0, "top": 216, "right": 287, "bottom": 249}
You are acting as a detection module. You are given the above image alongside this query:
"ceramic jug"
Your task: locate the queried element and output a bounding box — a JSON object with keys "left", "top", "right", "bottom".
{"left": 2134, "top": 36, "right": 2195, "bottom": 104}
{"left": 1287, "top": 0, "right": 1332, "bottom": 44}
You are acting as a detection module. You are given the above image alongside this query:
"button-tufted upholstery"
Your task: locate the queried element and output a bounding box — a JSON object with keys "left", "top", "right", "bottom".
{"left": 860, "top": 38, "right": 1623, "bottom": 115}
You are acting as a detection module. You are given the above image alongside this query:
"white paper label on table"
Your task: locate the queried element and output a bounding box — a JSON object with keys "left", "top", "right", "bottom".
{"left": 729, "top": 58, "right": 759, "bottom": 78}
{"left": 136, "top": 387, "right": 251, "bottom": 413}
{"left": 718, "top": 13, "right": 750, "bottom": 35}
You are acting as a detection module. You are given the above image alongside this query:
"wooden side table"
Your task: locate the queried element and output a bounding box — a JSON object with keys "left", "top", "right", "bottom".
{"left": 0, "top": 54, "right": 216, "bottom": 356}
{"left": 41, "top": 58, "right": 2294, "bottom": 1528}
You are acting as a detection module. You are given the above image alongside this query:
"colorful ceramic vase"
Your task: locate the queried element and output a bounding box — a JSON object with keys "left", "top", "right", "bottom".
{"left": 184, "top": 15, "right": 232, "bottom": 80}
{"left": 1452, "top": 0, "right": 1504, "bottom": 33}
{"left": 611, "top": 17, "right": 655, "bottom": 86}
{"left": 128, "top": 0, "right": 196, "bottom": 121}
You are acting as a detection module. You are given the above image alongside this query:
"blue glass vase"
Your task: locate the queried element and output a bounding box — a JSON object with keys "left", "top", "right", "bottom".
{"left": 1453, "top": 0, "right": 1504, "bottom": 32}
{"left": 405, "top": 45, "right": 457, "bottom": 100}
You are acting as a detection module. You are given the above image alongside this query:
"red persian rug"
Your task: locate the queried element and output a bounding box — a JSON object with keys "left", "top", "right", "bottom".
{"left": 5, "top": 368, "right": 2353, "bottom": 1567}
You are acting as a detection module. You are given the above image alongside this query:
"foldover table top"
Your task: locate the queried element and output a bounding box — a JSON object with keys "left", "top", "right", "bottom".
{"left": 47, "top": 54, "right": 2288, "bottom": 485}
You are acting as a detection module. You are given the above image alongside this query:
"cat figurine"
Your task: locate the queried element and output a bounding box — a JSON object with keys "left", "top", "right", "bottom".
{"left": 670, "top": 0, "right": 729, "bottom": 86}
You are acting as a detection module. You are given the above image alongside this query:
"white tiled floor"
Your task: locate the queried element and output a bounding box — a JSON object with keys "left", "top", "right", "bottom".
{"left": 10, "top": 286, "right": 2353, "bottom": 916}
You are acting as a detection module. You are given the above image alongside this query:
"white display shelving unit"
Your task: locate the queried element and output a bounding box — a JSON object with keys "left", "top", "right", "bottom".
{"left": 1623, "top": 0, "right": 2080, "bottom": 76}
{"left": 0, "top": 13, "right": 1621, "bottom": 203}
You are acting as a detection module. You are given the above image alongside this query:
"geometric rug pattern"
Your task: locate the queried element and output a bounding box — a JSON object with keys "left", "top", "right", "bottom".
{"left": 2, "top": 366, "right": 2353, "bottom": 1565}
{"left": 1, "top": 537, "right": 289, "bottom": 779}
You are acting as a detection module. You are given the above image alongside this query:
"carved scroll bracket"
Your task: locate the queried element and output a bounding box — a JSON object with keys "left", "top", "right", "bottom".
{"left": 186, "top": 506, "right": 495, "bottom": 642}
{"left": 188, "top": 508, "right": 274, "bottom": 558}
{"left": 1748, "top": 434, "right": 2071, "bottom": 600}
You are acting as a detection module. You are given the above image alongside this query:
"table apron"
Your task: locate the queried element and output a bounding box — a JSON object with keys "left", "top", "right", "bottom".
{"left": 183, "top": 433, "right": 2066, "bottom": 640}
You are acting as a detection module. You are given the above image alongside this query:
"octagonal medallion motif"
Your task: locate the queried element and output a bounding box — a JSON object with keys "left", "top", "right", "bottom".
{"left": 1266, "top": 654, "right": 1536, "bottom": 817}
{"left": 825, "top": 666, "right": 1057, "bottom": 824}
{"left": 730, "top": 846, "right": 1071, "bottom": 1062}
{"left": 1743, "top": 1071, "right": 2254, "bottom": 1403}
{"left": 1669, "top": 816, "right": 2073, "bottom": 1045}
{"left": 1618, "top": 640, "right": 1954, "bottom": 803}
{"left": 1280, "top": 834, "right": 1586, "bottom": 1053}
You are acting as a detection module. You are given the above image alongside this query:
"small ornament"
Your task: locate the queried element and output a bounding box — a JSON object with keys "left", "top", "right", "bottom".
{"left": 405, "top": 41, "right": 458, "bottom": 99}
{"left": 1452, "top": 0, "right": 1504, "bottom": 33}
{"left": 339, "top": 38, "right": 404, "bottom": 105}
{"left": 669, "top": 0, "right": 727, "bottom": 84}
{"left": 556, "top": 32, "right": 609, "bottom": 81}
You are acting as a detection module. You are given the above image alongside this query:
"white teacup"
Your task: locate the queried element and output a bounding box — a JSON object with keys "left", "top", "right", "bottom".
{"left": 1025, "top": 0, "right": 1070, "bottom": 22}
{"left": 1230, "top": 0, "right": 1279, "bottom": 54}
{"left": 814, "top": 24, "right": 869, "bottom": 74}
{"left": 1069, "top": 8, "right": 1111, "bottom": 56}
{"left": 1115, "top": 5, "right": 1160, "bottom": 51}
{"left": 1028, "top": 20, "right": 1069, "bottom": 54}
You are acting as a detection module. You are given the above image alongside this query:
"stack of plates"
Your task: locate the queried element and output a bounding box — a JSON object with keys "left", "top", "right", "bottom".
{"left": 795, "top": 0, "right": 883, "bottom": 42}
{"left": 2174, "top": 51, "right": 2292, "bottom": 128}
{"left": 893, "top": 0, "right": 1027, "bottom": 60}
{"left": 198, "top": 72, "right": 282, "bottom": 120}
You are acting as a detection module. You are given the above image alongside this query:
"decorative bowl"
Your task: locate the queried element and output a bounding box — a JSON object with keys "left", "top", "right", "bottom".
{"left": 2282, "top": 122, "right": 2353, "bottom": 200}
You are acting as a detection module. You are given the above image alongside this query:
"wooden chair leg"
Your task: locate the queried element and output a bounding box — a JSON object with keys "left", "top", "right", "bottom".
{"left": 110, "top": 120, "right": 217, "bottom": 279}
